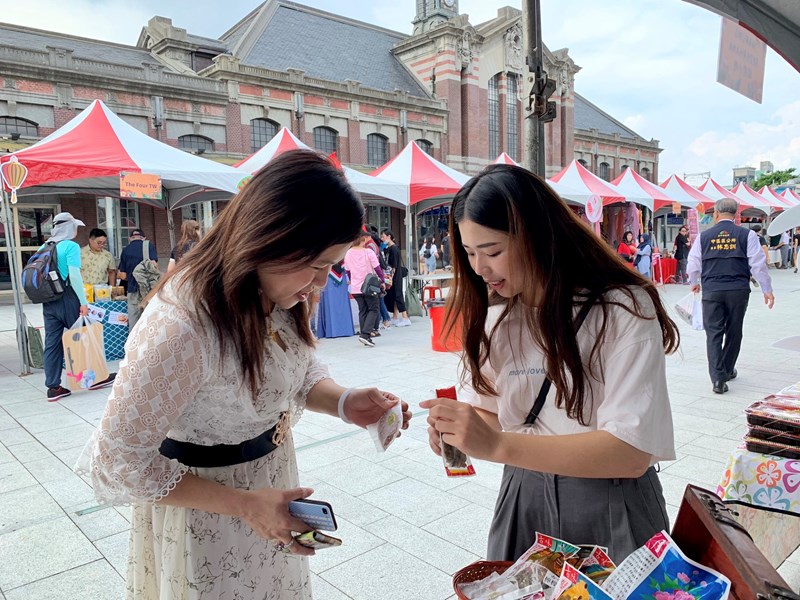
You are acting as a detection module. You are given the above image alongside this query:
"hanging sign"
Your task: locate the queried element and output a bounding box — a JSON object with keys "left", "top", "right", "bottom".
{"left": 0, "top": 156, "right": 29, "bottom": 204}
{"left": 120, "top": 172, "right": 162, "bottom": 200}
{"left": 717, "top": 17, "right": 766, "bottom": 104}
{"left": 585, "top": 194, "right": 603, "bottom": 223}
{"left": 672, "top": 202, "right": 682, "bottom": 215}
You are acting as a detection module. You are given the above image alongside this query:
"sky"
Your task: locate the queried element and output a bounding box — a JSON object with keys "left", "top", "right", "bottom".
{"left": 3, "top": 0, "right": 799, "bottom": 186}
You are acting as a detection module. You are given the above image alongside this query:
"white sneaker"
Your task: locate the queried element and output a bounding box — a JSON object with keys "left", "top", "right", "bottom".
{"left": 397, "top": 318, "right": 412, "bottom": 327}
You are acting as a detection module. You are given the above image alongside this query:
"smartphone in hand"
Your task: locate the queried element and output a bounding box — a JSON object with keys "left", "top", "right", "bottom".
{"left": 288, "top": 498, "right": 338, "bottom": 532}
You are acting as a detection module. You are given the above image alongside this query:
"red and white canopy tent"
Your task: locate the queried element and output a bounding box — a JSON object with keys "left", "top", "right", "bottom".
{"left": 494, "top": 152, "right": 519, "bottom": 165}
{"left": 731, "top": 182, "right": 784, "bottom": 213}
{"left": 659, "top": 175, "right": 709, "bottom": 209}
{"left": 759, "top": 185, "right": 795, "bottom": 209}
{"left": 1, "top": 99, "right": 248, "bottom": 211}
{"left": 782, "top": 189, "right": 800, "bottom": 206}
{"left": 370, "top": 141, "right": 470, "bottom": 272}
{"left": 548, "top": 160, "right": 626, "bottom": 206}
{"left": 610, "top": 168, "right": 680, "bottom": 212}
{"left": 698, "top": 178, "right": 774, "bottom": 214}
{"left": 234, "top": 127, "right": 407, "bottom": 206}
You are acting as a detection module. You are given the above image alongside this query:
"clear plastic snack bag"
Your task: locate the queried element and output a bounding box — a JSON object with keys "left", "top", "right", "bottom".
{"left": 366, "top": 398, "right": 403, "bottom": 452}
{"left": 435, "top": 386, "right": 476, "bottom": 477}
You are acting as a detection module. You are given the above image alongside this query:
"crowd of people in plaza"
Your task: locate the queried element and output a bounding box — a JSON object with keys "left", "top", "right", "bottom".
{"left": 16, "top": 148, "right": 790, "bottom": 599}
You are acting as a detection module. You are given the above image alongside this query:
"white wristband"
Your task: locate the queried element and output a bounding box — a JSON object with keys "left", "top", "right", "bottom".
{"left": 338, "top": 388, "right": 355, "bottom": 424}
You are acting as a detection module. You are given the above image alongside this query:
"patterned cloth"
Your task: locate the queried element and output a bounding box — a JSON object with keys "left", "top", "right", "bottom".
{"left": 80, "top": 245, "right": 116, "bottom": 285}
{"left": 717, "top": 446, "right": 800, "bottom": 515}
{"left": 75, "top": 279, "right": 329, "bottom": 599}
{"left": 92, "top": 300, "right": 128, "bottom": 361}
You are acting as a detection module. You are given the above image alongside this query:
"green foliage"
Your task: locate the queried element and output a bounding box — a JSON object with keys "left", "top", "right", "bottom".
{"left": 751, "top": 168, "right": 796, "bottom": 190}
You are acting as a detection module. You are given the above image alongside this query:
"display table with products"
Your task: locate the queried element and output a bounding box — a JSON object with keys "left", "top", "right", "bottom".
{"left": 653, "top": 256, "right": 678, "bottom": 284}
{"left": 87, "top": 300, "right": 129, "bottom": 361}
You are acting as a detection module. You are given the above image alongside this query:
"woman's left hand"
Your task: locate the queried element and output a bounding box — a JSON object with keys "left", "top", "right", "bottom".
{"left": 343, "top": 388, "right": 411, "bottom": 430}
{"left": 419, "top": 398, "right": 502, "bottom": 462}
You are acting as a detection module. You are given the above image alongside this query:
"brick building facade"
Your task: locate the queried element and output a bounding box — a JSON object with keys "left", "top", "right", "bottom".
{"left": 0, "top": 0, "right": 660, "bottom": 293}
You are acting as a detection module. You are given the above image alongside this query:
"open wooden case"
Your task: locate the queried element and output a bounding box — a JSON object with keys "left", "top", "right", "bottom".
{"left": 671, "top": 485, "right": 799, "bottom": 600}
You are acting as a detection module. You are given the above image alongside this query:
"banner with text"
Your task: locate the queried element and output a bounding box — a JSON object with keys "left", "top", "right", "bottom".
{"left": 717, "top": 17, "right": 766, "bottom": 104}
{"left": 120, "top": 172, "right": 162, "bottom": 200}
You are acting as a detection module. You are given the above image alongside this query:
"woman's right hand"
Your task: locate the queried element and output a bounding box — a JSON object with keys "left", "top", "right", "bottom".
{"left": 237, "top": 486, "right": 316, "bottom": 555}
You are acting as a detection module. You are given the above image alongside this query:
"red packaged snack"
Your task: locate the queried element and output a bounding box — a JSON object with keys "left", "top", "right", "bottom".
{"left": 435, "top": 386, "right": 476, "bottom": 477}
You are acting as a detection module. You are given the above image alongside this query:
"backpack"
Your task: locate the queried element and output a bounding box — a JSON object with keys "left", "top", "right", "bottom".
{"left": 132, "top": 240, "right": 161, "bottom": 302}
{"left": 423, "top": 249, "right": 432, "bottom": 259}
{"left": 21, "top": 241, "right": 66, "bottom": 304}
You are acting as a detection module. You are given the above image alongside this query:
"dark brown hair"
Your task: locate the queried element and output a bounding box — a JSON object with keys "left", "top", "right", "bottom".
{"left": 162, "top": 150, "right": 364, "bottom": 394}
{"left": 446, "top": 164, "right": 679, "bottom": 425}
{"left": 175, "top": 219, "right": 200, "bottom": 261}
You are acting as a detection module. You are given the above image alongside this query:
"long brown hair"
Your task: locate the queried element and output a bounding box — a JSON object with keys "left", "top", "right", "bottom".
{"left": 175, "top": 219, "right": 201, "bottom": 261}
{"left": 162, "top": 150, "right": 364, "bottom": 394}
{"left": 446, "top": 164, "right": 679, "bottom": 425}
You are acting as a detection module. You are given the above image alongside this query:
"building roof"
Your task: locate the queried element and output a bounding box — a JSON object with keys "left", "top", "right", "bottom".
{"left": 0, "top": 22, "right": 157, "bottom": 68}
{"left": 222, "top": 1, "right": 429, "bottom": 97}
{"left": 185, "top": 33, "right": 228, "bottom": 53}
{"left": 574, "top": 93, "right": 645, "bottom": 140}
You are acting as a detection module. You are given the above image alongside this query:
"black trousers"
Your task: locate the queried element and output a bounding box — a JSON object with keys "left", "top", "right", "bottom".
{"left": 353, "top": 293, "right": 379, "bottom": 338}
{"left": 702, "top": 289, "right": 750, "bottom": 383}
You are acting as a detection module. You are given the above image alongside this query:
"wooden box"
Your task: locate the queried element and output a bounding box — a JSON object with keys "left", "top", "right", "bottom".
{"left": 671, "top": 485, "right": 798, "bottom": 600}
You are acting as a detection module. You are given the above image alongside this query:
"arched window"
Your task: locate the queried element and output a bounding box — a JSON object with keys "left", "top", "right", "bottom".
{"left": 367, "top": 133, "right": 388, "bottom": 167}
{"left": 251, "top": 118, "right": 278, "bottom": 152}
{"left": 505, "top": 74, "right": 519, "bottom": 162}
{"left": 640, "top": 167, "right": 651, "bottom": 182}
{"left": 599, "top": 162, "right": 610, "bottom": 181}
{"left": 178, "top": 134, "right": 214, "bottom": 153}
{"left": 314, "top": 126, "right": 338, "bottom": 155}
{"left": 0, "top": 116, "right": 38, "bottom": 138}
{"left": 415, "top": 139, "right": 433, "bottom": 155}
{"left": 488, "top": 74, "right": 500, "bottom": 158}
{"left": 577, "top": 158, "right": 588, "bottom": 168}
{"left": 621, "top": 164, "right": 629, "bottom": 171}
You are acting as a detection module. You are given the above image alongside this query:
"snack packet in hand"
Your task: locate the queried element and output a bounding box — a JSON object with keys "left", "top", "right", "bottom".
{"left": 366, "top": 398, "right": 403, "bottom": 452}
{"left": 435, "top": 386, "right": 476, "bottom": 477}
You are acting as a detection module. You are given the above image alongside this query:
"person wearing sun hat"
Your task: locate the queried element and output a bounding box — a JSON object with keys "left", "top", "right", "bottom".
{"left": 42, "top": 212, "right": 115, "bottom": 401}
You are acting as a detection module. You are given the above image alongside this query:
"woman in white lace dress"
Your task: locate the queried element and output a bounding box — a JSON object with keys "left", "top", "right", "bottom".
{"left": 76, "top": 151, "right": 410, "bottom": 600}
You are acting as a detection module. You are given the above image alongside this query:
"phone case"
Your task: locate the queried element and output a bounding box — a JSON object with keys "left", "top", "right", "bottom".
{"left": 288, "top": 499, "right": 338, "bottom": 531}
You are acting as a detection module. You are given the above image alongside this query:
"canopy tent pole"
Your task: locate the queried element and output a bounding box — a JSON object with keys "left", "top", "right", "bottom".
{"left": 165, "top": 190, "right": 176, "bottom": 251}
{"left": 405, "top": 203, "right": 413, "bottom": 276}
{"left": 1, "top": 188, "right": 30, "bottom": 375}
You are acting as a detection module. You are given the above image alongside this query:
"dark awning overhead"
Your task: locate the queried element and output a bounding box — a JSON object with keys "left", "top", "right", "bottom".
{"left": 683, "top": 0, "right": 800, "bottom": 71}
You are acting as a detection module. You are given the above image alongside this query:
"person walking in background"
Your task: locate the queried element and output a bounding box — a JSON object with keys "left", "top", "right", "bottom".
{"left": 75, "top": 151, "right": 410, "bottom": 600}
{"left": 344, "top": 232, "right": 385, "bottom": 347}
{"left": 793, "top": 227, "right": 800, "bottom": 273}
{"left": 778, "top": 229, "right": 791, "bottom": 269}
{"left": 381, "top": 229, "right": 411, "bottom": 327}
{"left": 420, "top": 164, "right": 676, "bottom": 564}
{"left": 441, "top": 232, "right": 451, "bottom": 268}
{"left": 688, "top": 198, "right": 774, "bottom": 395}
{"left": 616, "top": 231, "right": 636, "bottom": 268}
{"left": 80, "top": 228, "right": 117, "bottom": 286}
{"left": 366, "top": 224, "right": 392, "bottom": 329}
{"left": 42, "top": 214, "right": 115, "bottom": 400}
{"left": 634, "top": 233, "right": 652, "bottom": 278}
{"left": 118, "top": 228, "right": 158, "bottom": 331}
{"left": 419, "top": 237, "right": 439, "bottom": 274}
{"left": 167, "top": 219, "right": 201, "bottom": 273}
{"left": 673, "top": 226, "right": 691, "bottom": 284}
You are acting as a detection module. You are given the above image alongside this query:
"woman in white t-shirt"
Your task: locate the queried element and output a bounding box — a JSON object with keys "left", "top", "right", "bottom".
{"left": 420, "top": 164, "right": 679, "bottom": 564}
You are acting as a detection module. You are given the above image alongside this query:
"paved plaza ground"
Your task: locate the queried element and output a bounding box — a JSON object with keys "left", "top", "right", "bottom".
{"left": 1, "top": 275, "right": 800, "bottom": 599}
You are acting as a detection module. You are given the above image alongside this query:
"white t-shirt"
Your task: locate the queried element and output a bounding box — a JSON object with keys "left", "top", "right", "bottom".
{"left": 458, "top": 287, "right": 676, "bottom": 464}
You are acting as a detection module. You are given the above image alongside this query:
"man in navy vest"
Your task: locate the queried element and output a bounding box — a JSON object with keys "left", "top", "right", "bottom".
{"left": 687, "top": 198, "right": 774, "bottom": 394}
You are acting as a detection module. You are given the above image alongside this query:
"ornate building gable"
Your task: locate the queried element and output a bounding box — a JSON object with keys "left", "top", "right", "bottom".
{"left": 138, "top": 16, "right": 229, "bottom": 74}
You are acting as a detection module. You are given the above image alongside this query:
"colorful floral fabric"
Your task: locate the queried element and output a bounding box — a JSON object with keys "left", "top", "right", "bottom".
{"left": 717, "top": 446, "right": 800, "bottom": 515}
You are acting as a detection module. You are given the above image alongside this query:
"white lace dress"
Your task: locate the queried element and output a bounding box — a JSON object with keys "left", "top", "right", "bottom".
{"left": 75, "top": 282, "right": 330, "bottom": 600}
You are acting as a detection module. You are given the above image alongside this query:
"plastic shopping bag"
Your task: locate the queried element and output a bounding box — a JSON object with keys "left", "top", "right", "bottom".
{"left": 675, "top": 292, "right": 703, "bottom": 331}
{"left": 62, "top": 316, "right": 109, "bottom": 390}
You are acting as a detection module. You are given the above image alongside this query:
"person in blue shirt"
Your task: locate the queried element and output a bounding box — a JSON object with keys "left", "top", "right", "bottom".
{"left": 118, "top": 228, "right": 158, "bottom": 331}
{"left": 43, "top": 213, "right": 115, "bottom": 401}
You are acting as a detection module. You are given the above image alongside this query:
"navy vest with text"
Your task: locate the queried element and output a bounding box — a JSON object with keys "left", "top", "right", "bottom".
{"left": 700, "top": 220, "right": 751, "bottom": 292}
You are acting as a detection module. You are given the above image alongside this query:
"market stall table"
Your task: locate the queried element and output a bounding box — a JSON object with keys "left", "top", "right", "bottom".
{"left": 654, "top": 256, "right": 677, "bottom": 284}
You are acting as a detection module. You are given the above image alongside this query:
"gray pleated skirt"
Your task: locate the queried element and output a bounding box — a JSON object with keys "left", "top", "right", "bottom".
{"left": 487, "top": 466, "right": 668, "bottom": 564}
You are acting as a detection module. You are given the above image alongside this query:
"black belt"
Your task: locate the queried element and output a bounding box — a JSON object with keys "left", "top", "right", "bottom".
{"left": 159, "top": 414, "right": 288, "bottom": 468}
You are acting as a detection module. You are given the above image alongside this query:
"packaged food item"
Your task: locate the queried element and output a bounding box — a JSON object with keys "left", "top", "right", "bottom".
{"left": 435, "top": 386, "right": 476, "bottom": 477}
{"left": 577, "top": 546, "right": 615, "bottom": 586}
{"left": 83, "top": 283, "right": 94, "bottom": 303}
{"left": 93, "top": 284, "right": 111, "bottom": 300}
{"left": 112, "top": 285, "right": 126, "bottom": 300}
{"left": 292, "top": 530, "right": 342, "bottom": 550}
{"left": 774, "top": 383, "right": 800, "bottom": 399}
{"left": 505, "top": 533, "right": 580, "bottom": 593}
{"left": 552, "top": 562, "right": 612, "bottom": 600}
{"left": 745, "top": 397, "right": 800, "bottom": 435}
{"left": 366, "top": 398, "right": 403, "bottom": 452}
{"left": 602, "top": 530, "right": 730, "bottom": 600}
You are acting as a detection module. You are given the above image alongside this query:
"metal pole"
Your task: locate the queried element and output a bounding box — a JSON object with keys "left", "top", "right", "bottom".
{"left": 1, "top": 188, "right": 31, "bottom": 374}
{"left": 522, "top": 0, "right": 545, "bottom": 177}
